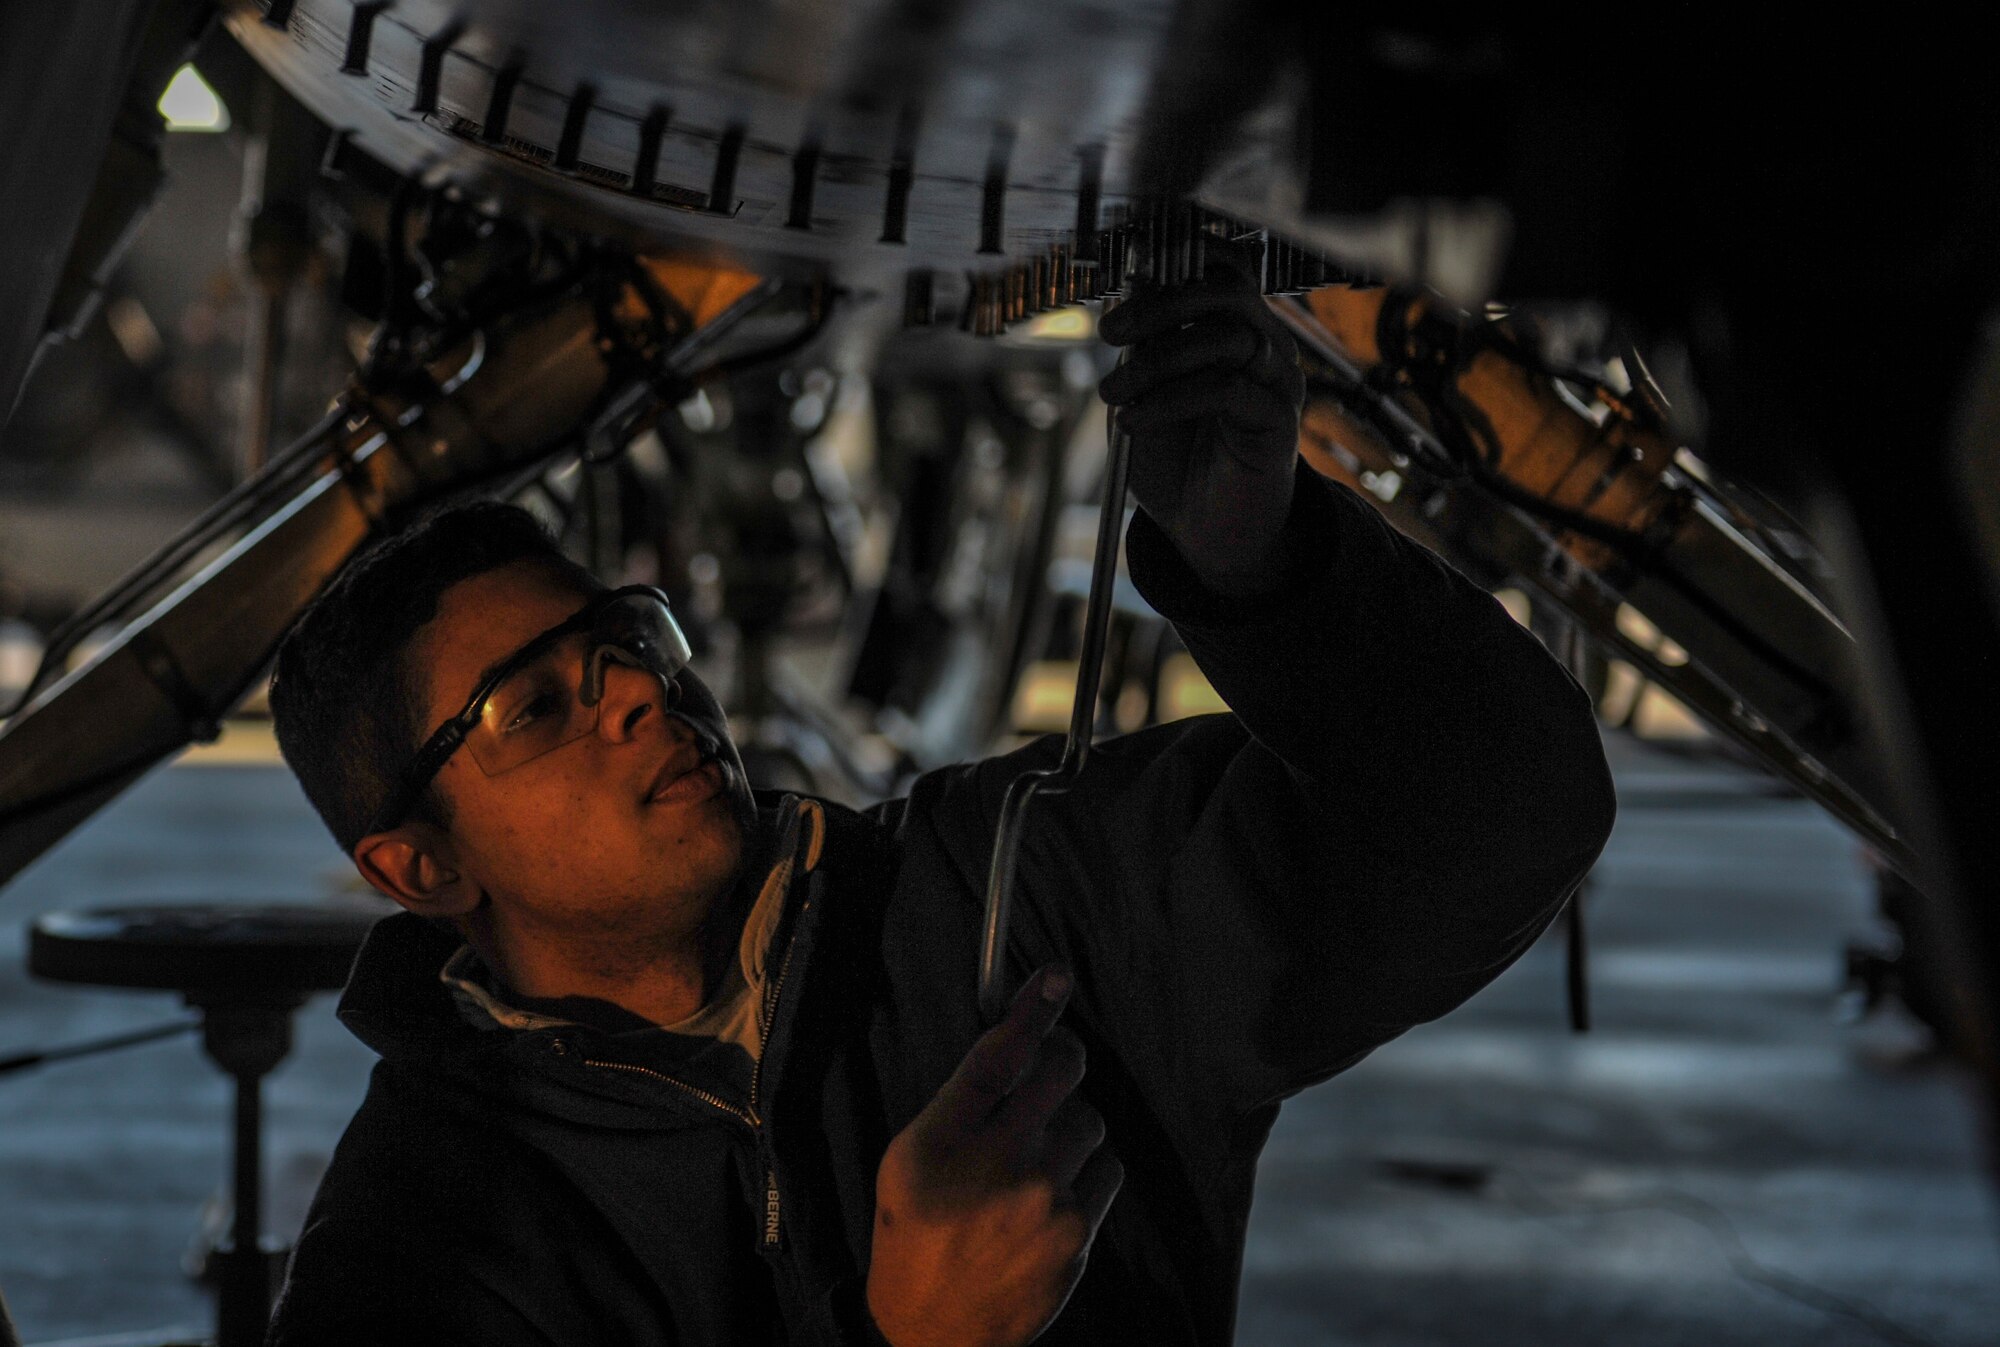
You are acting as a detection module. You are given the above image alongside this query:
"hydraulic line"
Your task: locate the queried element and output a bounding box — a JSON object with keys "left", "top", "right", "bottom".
{"left": 0, "top": 402, "right": 350, "bottom": 720}
{"left": 1273, "top": 289, "right": 1909, "bottom": 877}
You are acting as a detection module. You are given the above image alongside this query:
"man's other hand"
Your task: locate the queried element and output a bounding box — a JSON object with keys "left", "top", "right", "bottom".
{"left": 866, "top": 967, "right": 1123, "bottom": 1347}
{"left": 1097, "top": 244, "right": 1305, "bottom": 598}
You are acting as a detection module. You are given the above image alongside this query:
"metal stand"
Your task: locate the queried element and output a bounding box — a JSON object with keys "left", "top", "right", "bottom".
{"left": 193, "top": 994, "right": 302, "bottom": 1347}
{"left": 27, "top": 902, "right": 382, "bottom": 1347}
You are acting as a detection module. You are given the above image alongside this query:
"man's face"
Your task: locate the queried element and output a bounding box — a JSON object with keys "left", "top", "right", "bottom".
{"left": 405, "top": 559, "right": 754, "bottom": 956}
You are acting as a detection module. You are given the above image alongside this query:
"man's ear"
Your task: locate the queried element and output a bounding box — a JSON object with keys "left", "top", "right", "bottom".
{"left": 353, "top": 826, "right": 483, "bottom": 919}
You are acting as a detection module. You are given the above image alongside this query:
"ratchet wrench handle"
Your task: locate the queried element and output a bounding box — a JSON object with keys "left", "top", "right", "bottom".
{"left": 977, "top": 407, "right": 1133, "bottom": 1025}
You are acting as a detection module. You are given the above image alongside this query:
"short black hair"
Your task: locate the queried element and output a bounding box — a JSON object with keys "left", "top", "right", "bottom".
{"left": 270, "top": 500, "right": 599, "bottom": 854}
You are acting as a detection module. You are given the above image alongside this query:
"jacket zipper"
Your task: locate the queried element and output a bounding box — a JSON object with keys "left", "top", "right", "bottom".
{"left": 747, "top": 894, "right": 807, "bottom": 1248}
{"left": 749, "top": 894, "right": 806, "bottom": 1117}
{"left": 555, "top": 1046, "right": 760, "bottom": 1129}
{"left": 554, "top": 892, "right": 812, "bottom": 1251}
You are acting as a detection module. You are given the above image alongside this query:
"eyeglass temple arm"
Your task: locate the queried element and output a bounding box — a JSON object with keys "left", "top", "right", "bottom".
{"left": 363, "top": 720, "right": 472, "bottom": 839}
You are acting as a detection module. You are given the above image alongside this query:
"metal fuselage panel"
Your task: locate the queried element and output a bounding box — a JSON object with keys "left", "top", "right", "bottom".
{"left": 222, "top": 0, "right": 1225, "bottom": 285}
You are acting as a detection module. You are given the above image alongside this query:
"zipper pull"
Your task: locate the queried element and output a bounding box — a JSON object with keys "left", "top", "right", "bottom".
{"left": 762, "top": 1167, "right": 784, "bottom": 1250}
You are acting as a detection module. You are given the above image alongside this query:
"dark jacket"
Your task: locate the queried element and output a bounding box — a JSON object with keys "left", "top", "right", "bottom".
{"left": 268, "top": 468, "right": 1617, "bottom": 1346}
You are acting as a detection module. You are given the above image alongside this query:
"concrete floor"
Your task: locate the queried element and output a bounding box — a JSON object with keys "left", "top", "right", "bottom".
{"left": 0, "top": 735, "right": 1994, "bottom": 1345}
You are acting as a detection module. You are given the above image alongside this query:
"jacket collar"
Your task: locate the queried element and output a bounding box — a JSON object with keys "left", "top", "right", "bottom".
{"left": 334, "top": 794, "right": 833, "bottom": 1129}
{"left": 434, "top": 796, "right": 826, "bottom": 1038}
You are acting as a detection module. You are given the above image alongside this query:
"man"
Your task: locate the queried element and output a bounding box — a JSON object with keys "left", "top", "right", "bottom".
{"left": 265, "top": 264, "right": 1615, "bottom": 1345}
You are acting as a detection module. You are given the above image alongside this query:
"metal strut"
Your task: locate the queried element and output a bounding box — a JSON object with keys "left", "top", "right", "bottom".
{"left": 0, "top": 260, "right": 781, "bottom": 890}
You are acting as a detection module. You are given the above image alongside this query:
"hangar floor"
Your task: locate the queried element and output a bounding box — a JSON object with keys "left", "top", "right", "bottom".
{"left": 0, "top": 731, "right": 1993, "bottom": 1345}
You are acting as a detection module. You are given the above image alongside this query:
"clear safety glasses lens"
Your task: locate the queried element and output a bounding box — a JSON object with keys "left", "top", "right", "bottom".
{"left": 460, "top": 593, "right": 692, "bottom": 777}
{"left": 581, "top": 590, "right": 693, "bottom": 708}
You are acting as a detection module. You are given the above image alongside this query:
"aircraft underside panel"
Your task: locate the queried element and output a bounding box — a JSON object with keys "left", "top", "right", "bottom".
{"left": 222, "top": 0, "right": 1301, "bottom": 305}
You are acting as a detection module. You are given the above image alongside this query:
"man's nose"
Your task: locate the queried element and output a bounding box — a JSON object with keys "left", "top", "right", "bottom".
{"left": 592, "top": 655, "right": 680, "bottom": 742}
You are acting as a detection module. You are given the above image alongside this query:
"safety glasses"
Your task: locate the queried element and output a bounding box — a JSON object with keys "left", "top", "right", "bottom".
{"left": 363, "top": 585, "right": 692, "bottom": 838}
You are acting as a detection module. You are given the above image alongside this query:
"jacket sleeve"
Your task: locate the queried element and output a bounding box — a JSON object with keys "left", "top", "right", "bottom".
{"left": 930, "top": 463, "right": 1616, "bottom": 1116}
{"left": 268, "top": 1218, "right": 559, "bottom": 1347}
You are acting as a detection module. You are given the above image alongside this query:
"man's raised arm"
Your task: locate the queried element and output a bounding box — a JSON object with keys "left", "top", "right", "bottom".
{"left": 926, "top": 256, "right": 1615, "bottom": 1116}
